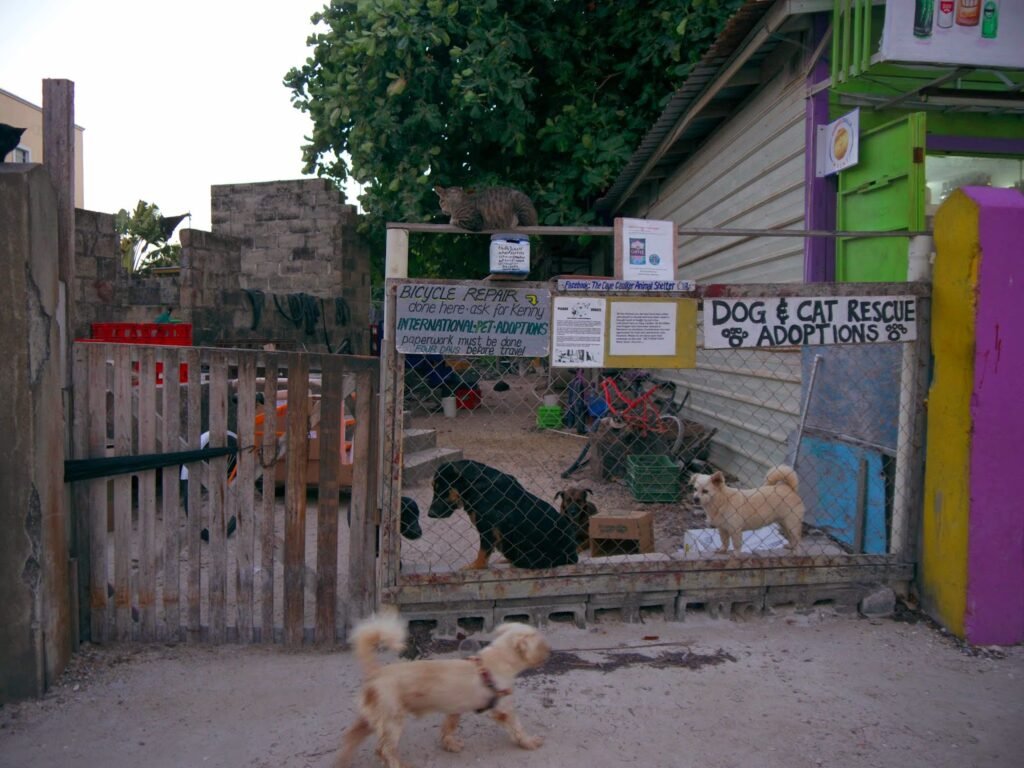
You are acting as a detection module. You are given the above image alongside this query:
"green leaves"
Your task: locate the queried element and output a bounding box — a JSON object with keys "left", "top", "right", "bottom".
{"left": 285, "top": 0, "right": 742, "bottom": 280}
{"left": 114, "top": 200, "right": 185, "bottom": 274}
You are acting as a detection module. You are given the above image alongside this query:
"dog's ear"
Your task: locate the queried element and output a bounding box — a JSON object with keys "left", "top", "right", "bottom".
{"left": 554, "top": 491, "right": 563, "bottom": 501}
{"left": 711, "top": 471, "right": 725, "bottom": 486}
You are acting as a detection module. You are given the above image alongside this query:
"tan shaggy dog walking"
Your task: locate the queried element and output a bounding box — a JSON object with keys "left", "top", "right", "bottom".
{"left": 335, "top": 611, "right": 551, "bottom": 768}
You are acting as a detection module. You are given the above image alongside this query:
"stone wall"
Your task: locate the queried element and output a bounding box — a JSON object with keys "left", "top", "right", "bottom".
{"left": 72, "top": 178, "right": 371, "bottom": 353}
{"left": 73, "top": 209, "right": 179, "bottom": 338}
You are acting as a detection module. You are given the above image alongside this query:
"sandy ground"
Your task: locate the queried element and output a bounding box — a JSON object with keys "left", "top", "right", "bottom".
{"left": 2, "top": 608, "right": 1022, "bottom": 768}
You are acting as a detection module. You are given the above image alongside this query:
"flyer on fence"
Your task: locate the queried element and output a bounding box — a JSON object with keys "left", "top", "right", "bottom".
{"left": 609, "top": 301, "right": 677, "bottom": 357}
{"left": 703, "top": 295, "right": 918, "bottom": 348}
{"left": 616, "top": 217, "right": 676, "bottom": 281}
{"left": 551, "top": 296, "right": 606, "bottom": 367}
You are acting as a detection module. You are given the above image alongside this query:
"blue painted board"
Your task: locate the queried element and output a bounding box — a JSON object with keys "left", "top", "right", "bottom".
{"left": 798, "top": 435, "right": 888, "bottom": 554}
{"left": 801, "top": 346, "right": 901, "bottom": 451}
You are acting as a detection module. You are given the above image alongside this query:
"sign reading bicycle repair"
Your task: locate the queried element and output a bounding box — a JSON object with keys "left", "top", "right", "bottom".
{"left": 704, "top": 295, "right": 918, "bottom": 349}
{"left": 395, "top": 282, "right": 550, "bottom": 357}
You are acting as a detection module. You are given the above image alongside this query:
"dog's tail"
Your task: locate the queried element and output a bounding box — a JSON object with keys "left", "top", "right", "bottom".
{"left": 349, "top": 610, "right": 407, "bottom": 678}
{"left": 765, "top": 465, "right": 799, "bottom": 492}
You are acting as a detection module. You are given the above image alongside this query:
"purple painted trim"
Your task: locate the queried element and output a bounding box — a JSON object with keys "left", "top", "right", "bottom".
{"left": 804, "top": 13, "right": 835, "bottom": 284}
{"left": 928, "top": 135, "right": 1024, "bottom": 155}
{"left": 965, "top": 186, "right": 1024, "bottom": 646}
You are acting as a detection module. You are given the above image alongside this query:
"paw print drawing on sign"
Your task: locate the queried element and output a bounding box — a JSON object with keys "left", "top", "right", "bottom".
{"left": 885, "top": 323, "right": 907, "bottom": 341}
{"left": 721, "top": 327, "right": 749, "bottom": 348}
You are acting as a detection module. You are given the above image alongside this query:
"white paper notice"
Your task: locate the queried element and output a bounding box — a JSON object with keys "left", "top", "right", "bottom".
{"left": 620, "top": 218, "right": 676, "bottom": 281}
{"left": 610, "top": 302, "right": 677, "bottom": 356}
{"left": 552, "top": 297, "right": 606, "bottom": 367}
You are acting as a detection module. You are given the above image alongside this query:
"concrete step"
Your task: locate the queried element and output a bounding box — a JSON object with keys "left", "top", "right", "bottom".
{"left": 403, "top": 427, "right": 437, "bottom": 455}
{"left": 403, "top": 445, "right": 463, "bottom": 484}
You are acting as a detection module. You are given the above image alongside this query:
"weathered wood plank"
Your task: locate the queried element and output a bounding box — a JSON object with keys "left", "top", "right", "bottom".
{"left": 259, "top": 355, "right": 278, "bottom": 643}
{"left": 315, "top": 357, "right": 343, "bottom": 644}
{"left": 283, "top": 357, "right": 310, "bottom": 646}
{"left": 138, "top": 348, "right": 157, "bottom": 640}
{"left": 185, "top": 348, "right": 202, "bottom": 640}
{"left": 161, "top": 348, "right": 181, "bottom": 640}
{"left": 208, "top": 353, "right": 229, "bottom": 643}
{"left": 112, "top": 345, "right": 133, "bottom": 641}
{"left": 86, "top": 345, "right": 109, "bottom": 644}
{"left": 379, "top": 282, "right": 401, "bottom": 593}
{"left": 348, "top": 369, "right": 377, "bottom": 623}
{"left": 71, "top": 345, "right": 91, "bottom": 646}
{"left": 235, "top": 354, "right": 257, "bottom": 643}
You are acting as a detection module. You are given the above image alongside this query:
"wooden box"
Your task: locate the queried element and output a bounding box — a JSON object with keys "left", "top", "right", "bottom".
{"left": 589, "top": 511, "right": 654, "bottom": 557}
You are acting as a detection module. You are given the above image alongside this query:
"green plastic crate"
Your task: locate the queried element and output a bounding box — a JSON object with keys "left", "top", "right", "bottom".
{"left": 536, "top": 405, "right": 563, "bottom": 429}
{"left": 626, "top": 454, "right": 680, "bottom": 502}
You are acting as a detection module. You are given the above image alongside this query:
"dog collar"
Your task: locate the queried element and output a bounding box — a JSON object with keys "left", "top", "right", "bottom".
{"left": 469, "top": 655, "right": 511, "bottom": 713}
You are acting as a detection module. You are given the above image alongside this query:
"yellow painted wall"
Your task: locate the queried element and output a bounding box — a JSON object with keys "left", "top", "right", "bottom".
{"left": 921, "top": 190, "right": 980, "bottom": 637}
{"left": 0, "top": 88, "right": 86, "bottom": 208}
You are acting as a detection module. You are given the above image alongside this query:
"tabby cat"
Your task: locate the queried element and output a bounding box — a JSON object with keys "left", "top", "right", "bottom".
{"left": 434, "top": 185, "right": 538, "bottom": 231}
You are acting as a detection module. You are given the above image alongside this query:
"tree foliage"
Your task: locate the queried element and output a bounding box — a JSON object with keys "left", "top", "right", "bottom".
{"left": 114, "top": 201, "right": 187, "bottom": 274}
{"left": 286, "top": 0, "right": 742, "bottom": 279}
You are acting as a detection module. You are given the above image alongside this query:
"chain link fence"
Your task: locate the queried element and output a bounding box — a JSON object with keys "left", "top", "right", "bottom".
{"left": 385, "top": 285, "right": 928, "bottom": 584}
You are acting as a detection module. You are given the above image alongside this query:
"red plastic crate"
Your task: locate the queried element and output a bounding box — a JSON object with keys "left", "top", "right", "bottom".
{"left": 155, "top": 361, "right": 190, "bottom": 384}
{"left": 90, "top": 322, "right": 192, "bottom": 346}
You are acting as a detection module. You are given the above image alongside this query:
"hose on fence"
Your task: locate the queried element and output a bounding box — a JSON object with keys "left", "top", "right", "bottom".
{"left": 64, "top": 446, "right": 237, "bottom": 483}
{"left": 243, "top": 288, "right": 265, "bottom": 330}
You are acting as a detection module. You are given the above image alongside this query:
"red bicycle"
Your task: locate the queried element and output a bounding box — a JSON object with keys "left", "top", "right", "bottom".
{"left": 599, "top": 375, "right": 679, "bottom": 436}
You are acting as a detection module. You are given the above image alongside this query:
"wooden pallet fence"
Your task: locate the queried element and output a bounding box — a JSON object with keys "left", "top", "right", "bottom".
{"left": 69, "top": 342, "right": 379, "bottom": 645}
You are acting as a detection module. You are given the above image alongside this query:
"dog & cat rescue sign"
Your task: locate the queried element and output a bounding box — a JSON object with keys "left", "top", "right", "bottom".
{"left": 703, "top": 295, "right": 918, "bottom": 349}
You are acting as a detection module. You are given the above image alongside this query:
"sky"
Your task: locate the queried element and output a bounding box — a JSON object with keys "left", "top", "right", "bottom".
{"left": 0, "top": 0, "right": 359, "bottom": 232}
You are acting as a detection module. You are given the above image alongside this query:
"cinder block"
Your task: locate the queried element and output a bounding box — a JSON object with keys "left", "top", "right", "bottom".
{"left": 399, "top": 601, "right": 496, "bottom": 636}
{"left": 586, "top": 591, "right": 680, "bottom": 623}
{"left": 494, "top": 596, "right": 587, "bottom": 629}
{"left": 676, "top": 587, "right": 765, "bottom": 620}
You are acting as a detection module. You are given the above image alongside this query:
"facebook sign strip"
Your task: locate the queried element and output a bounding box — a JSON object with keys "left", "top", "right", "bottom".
{"left": 703, "top": 296, "right": 918, "bottom": 349}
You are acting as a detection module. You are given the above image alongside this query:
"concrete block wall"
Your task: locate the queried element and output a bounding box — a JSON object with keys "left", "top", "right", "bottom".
{"left": 72, "top": 179, "right": 371, "bottom": 353}
{"left": 211, "top": 179, "right": 370, "bottom": 353}
{"left": 72, "top": 209, "right": 180, "bottom": 338}
{"left": 177, "top": 228, "right": 250, "bottom": 347}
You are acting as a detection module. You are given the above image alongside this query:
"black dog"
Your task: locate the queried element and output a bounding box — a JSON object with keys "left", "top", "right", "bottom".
{"left": 398, "top": 496, "right": 423, "bottom": 540}
{"left": 427, "top": 460, "right": 578, "bottom": 569}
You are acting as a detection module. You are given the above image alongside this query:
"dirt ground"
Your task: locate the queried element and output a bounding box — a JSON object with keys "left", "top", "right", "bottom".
{"left": 2, "top": 607, "right": 1022, "bottom": 768}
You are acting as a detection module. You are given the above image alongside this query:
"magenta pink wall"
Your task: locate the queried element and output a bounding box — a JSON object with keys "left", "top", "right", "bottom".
{"left": 965, "top": 187, "right": 1024, "bottom": 645}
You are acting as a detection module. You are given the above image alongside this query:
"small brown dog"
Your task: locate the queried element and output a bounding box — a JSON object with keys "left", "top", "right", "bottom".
{"left": 554, "top": 487, "right": 598, "bottom": 551}
{"left": 690, "top": 465, "right": 804, "bottom": 555}
{"left": 335, "top": 611, "right": 550, "bottom": 768}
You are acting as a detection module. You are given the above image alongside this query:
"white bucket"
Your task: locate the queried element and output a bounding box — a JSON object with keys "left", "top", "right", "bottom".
{"left": 442, "top": 396, "right": 457, "bottom": 418}
{"left": 543, "top": 394, "right": 560, "bottom": 407}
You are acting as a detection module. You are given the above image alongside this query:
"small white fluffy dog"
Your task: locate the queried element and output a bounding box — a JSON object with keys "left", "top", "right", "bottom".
{"left": 335, "top": 611, "right": 550, "bottom": 768}
{"left": 690, "top": 465, "right": 805, "bottom": 555}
